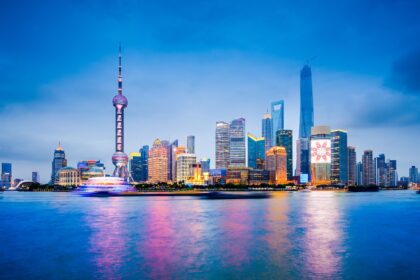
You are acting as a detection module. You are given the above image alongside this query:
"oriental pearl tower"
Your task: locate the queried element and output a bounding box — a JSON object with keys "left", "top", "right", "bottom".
{"left": 112, "top": 45, "right": 131, "bottom": 182}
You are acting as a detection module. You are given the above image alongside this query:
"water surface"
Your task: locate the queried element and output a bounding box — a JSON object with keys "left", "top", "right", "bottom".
{"left": 1, "top": 191, "right": 419, "bottom": 279}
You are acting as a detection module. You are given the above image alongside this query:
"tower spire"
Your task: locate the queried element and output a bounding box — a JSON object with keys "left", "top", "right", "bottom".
{"left": 118, "top": 43, "right": 122, "bottom": 95}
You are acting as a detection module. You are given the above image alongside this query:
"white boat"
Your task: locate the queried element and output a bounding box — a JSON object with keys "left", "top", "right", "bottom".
{"left": 76, "top": 177, "right": 135, "bottom": 196}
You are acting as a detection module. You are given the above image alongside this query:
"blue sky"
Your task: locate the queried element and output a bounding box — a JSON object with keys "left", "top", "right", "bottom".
{"left": 1, "top": 0, "right": 419, "bottom": 182}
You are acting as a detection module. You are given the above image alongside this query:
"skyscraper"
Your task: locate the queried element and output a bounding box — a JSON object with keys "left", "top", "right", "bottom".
{"left": 215, "top": 121, "right": 230, "bottom": 169}
{"left": 111, "top": 45, "right": 131, "bottom": 181}
{"left": 271, "top": 100, "right": 284, "bottom": 145}
{"left": 374, "top": 154, "right": 387, "bottom": 186}
{"left": 148, "top": 139, "right": 169, "bottom": 183}
{"left": 247, "top": 133, "right": 265, "bottom": 169}
{"left": 129, "top": 152, "right": 142, "bottom": 182}
{"left": 139, "top": 145, "right": 149, "bottom": 182}
{"left": 229, "top": 118, "right": 246, "bottom": 167}
{"left": 168, "top": 140, "right": 178, "bottom": 181}
{"left": 51, "top": 143, "right": 67, "bottom": 184}
{"left": 347, "top": 146, "right": 356, "bottom": 185}
{"left": 362, "top": 150, "right": 374, "bottom": 185}
{"left": 297, "top": 65, "right": 314, "bottom": 180}
{"left": 276, "top": 130, "right": 293, "bottom": 180}
{"left": 299, "top": 65, "right": 314, "bottom": 139}
{"left": 409, "top": 166, "right": 418, "bottom": 183}
{"left": 1, "top": 163, "right": 12, "bottom": 188}
{"left": 265, "top": 146, "right": 287, "bottom": 185}
{"left": 331, "top": 130, "right": 348, "bottom": 185}
{"left": 187, "top": 135, "right": 195, "bottom": 154}
{"left": 262, "top": 111, "right": 272, "bottom": 154}
{"left": 310, "top": 126, "right": 331, "bottom": 185}
{"left": 356, "top": 162, "right": 363, "bottom": 185}
{"left": 387, "top": 159, "right": 397, "bottom": 187}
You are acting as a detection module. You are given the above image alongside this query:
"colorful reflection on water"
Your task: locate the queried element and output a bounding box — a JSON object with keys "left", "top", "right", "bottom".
{"left": 1, "top": 191, "right": 420, "bottom": 279}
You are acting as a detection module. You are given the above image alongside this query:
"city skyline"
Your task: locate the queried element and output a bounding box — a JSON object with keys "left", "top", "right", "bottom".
{"left": 1, "top": 1, "right": 420, "bottom": 181}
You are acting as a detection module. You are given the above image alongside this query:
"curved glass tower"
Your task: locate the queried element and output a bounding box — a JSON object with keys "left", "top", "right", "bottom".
{"left": 112, "top": 46, "right": 131, "bottom": 181}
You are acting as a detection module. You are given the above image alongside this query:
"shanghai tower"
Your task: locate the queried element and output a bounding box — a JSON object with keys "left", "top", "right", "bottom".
{"left": 296, "top": 65, "right": 314, "bottom": 179}
{"left": 112, "top": 45, "right": 131, "bottom": 181}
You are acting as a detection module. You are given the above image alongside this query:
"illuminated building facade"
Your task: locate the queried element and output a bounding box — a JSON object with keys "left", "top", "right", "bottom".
{"left": 271, "top": 100, "right": 284, "bottom": 146}
{"left": 148, "top": 139, "right": 169, "bottom": 183}
{"left": 248, "top": 169, "right": 270, "bottom": 185}
{"left": 276, "top": 129, "right": 293, "bottom": 180}
{"left": 226, "top": 166, "right": 249, "bottom": 185}
{"left": 265, "top": 146, "right": 287, "bottom": 185}
{"left": 247, "top": 133, "right": 265, "bottom": 169}
{"left": 77, "top": 160, "right": 105, "bottom": 183}
{"left": 187, "top": 135, "right": 195, "bottom": 154}
{"left": 331, "top": 130, "right": 348, "bottom": 185}
{"left": 310, "top": 126, "right": 331, "bottom": 185}
{"left": 111, "top": 46, "right": 131, "bottom": 181}
{"left": 262, "top": 112, "right": 272, "bottom": 154}
{"left": 229, "top": 118, "right": 246, "bottom": 167}
{"left": 215, "top": 121, "right": 230, "bottom": 169}
{"left": 55, "top": 167, "right": 80, "bottom": 187}
{"left": 1, "top": 163, "right": 12, "bottom": 188}
{"left": 176, "top": 153, "right": 196, "bottom": 182}
{"left": 51, "top": 143, "right": 67, "bottom": 184}
{"left": 347, "top": 146, "right": 356, "bottom": 185}
{"left": 210, "top": 169, "right": 227, "bottom": 185}
{"left": 186, "top": 163, "right": 208, "bottom": 185}
{"left": 362, "top": 150, "right": 374, "bottom": 185}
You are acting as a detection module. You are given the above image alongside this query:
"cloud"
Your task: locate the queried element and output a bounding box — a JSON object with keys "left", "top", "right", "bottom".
{"left": 385, "top": 48, "right": 420, "bottom": 96}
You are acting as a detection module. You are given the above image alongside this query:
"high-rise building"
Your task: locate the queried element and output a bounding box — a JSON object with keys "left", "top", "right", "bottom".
{"left": 262, "top": 112, "right": 273, "bottom": 154}
{"left": 356, "top": 162, "right": 363, "bottom": 185}
{"left": 310, "top": 126, "right": 331, "bottom": 185}
{"left": 374, "top": 154, "right": 387, "bottom": 186}
{"left": 32, "top": 171, "right": 39, "bottom": 183}
{"left": 331, "top": 130, "right": 348, "bottom": 185}
{"left": 200, "top": 158, "right": 210, "bottom": 174}
{"left": 167, "top": 140, "right": 178, "bottom": 182}
{"left": 1, "top": 163, "right": 12, "bottom": 188}
{"left": 229, "top": 118, "right": 246, "bottom": 167}
{"left": 176, "top": 153, "right": 196, "bottom": 182}
{"left": 129, "top": 153, "right": 142, "bottom": 182}
{"left": 247, "top": 133, "right": 265, "bottom": 169}
{"left": 296, "top": 138, "right": 310, "bottom": 179}
{"left": 215, "top": 121, "right": 230, "bottom": 169}
{"left": 276, "top": 129, "right": 293, "bottom": 180}
{"left": 111, "top": 46, "right": 131, "bottom": 181}
{"left": 362, "top": 150, "right": 374, "bottom": 185}
{"left": 347, "top": 146, "right": 356, "bottom": 185}
{"left": 297, "top": 65, "right": 314, "bottom": 181}
{"left": 139, "top": 145, "right": 149, "bottom": 182}
{"left": 271, "top": 100, "right": 284, "bottom": 145}
{"left": 187, "top": 135, "right": 195, "bottom": 154}
{"left": 409, "top": 166, "right": 418, "bottom": 183}
{"left": 148, "top": 139, "right": 169, "bottom": 183}
{"left": 265, "top": 146, "right": 287, "bottom": 185}
{"left": 387, "top": 159, "right": 398, "bottom": 187}
{"left": 51, "top": 143, "right": 67, "bottom": 184}
{"left": 299, "top": 65, "right": 314, "bottom": 139}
